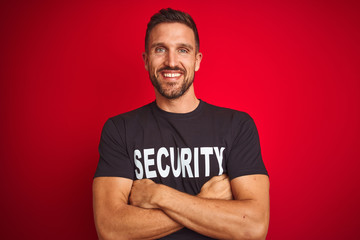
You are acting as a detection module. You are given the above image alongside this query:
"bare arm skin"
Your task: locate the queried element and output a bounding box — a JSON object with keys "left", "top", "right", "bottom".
{"left": 93, "top": 175, "right": 232, "bottom": 240}
{"left": 130, "top": 174, "right": 270, "bottom": 240}
{"left": 93, "top": 177, "right": 182, "bottom": 240}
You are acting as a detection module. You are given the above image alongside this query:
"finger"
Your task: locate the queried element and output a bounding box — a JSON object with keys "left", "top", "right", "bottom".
{"left": 223, "top": 175, "right": 230, "bottom": 183}
{"left": 216, "top": 174, "right": 228, "bottom": 181}
{"left": 203, "top": 174, "right": 227, "bottom": 187}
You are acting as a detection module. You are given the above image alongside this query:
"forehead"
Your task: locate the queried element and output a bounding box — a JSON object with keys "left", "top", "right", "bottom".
{"left": 148, "top": 22, "right": 195, "bottom": 47}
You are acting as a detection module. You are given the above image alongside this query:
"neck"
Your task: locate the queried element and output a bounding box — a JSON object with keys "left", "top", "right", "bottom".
{"left": 155, "top": 85, "right": 200, "bottom": 113}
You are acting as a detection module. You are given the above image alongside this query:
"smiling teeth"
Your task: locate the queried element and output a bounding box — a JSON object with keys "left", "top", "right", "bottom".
{"left": 164, "top": 73, "right": 181, "bottom": 77}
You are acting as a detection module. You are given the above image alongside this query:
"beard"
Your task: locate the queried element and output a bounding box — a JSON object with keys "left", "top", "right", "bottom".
{"left": 149, "top": 67, "right": 195, "bottom": 100}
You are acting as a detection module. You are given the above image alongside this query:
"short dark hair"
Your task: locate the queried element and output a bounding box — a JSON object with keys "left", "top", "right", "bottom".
{"left": 145, "top": 8, "right": 200, "bottom": 52}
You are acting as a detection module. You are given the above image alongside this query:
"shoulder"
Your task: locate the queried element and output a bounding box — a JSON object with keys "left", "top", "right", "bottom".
{"left": 100, "top": 102, "right": 155, "bottom": 136}
{"left": 202, "top": 101, "right": 254, "bottom": 123}
{"left": 108, "top": 102, "right": 155, "bottom": 124}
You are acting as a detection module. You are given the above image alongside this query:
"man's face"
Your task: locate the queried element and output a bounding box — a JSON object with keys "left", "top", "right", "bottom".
{"left": 143, "top": 23, "right": 202, "bottom": 99}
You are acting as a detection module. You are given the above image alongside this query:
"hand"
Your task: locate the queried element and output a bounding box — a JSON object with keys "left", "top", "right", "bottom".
{"left": 198, "top": 174, "right": 233, "bottom": 200}
{"left": 129, "top": 179, "right": 159, "bottom": 209}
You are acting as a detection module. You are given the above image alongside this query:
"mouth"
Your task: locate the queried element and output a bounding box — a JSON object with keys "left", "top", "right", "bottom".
{"left": 163, "top": 72, "right": 181, "bottom": 78}
{"left": 160, "top": 70, "right": 184, "bottom": 81}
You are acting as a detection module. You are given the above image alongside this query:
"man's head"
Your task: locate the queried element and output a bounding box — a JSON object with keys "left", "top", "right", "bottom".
{"left": 143, "top": 8, "right": 202, "bottom": 100}
{"left": 145, "top": 8, "right": 200, "bottom": 53}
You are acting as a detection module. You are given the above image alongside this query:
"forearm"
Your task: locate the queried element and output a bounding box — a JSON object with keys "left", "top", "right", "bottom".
{"left": 154, "top": 185, "right": 268, "bottom": 240}
{"left": 93, "top": 177, "right": 183, "bottom": 240}
{"left": 95, "top": 204, "right": 182, "bottom": 240}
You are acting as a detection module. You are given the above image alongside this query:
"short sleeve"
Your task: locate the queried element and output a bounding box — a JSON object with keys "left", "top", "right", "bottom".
{"left": 226, "top": 114, "right": 268, "bottom": 180}
{"left": 94, "top": 118, "right": 134, "bottom": 179}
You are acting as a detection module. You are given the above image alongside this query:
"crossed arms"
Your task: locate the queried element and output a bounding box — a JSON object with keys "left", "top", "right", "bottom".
{"left": 93, "top": 174, "right": 269, "bottom": 240}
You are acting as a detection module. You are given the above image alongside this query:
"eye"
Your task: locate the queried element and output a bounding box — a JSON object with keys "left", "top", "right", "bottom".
{"left": 178, "top": 48, "right": 189, "bottom": 53}
{"left": 155, "top": 47, "right": 166, "bottom": 53}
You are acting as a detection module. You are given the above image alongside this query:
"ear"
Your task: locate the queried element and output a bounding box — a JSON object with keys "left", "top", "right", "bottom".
{"left": 142, "top": 52, "right": 149, "bottom": 71}
{"left": 195, "top": 52, "right": 203, "bottom": 72}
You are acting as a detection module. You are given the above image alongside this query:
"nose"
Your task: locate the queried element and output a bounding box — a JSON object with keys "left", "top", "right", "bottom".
{"left": 165, "top": 50, "right": 178, "bottom": 68}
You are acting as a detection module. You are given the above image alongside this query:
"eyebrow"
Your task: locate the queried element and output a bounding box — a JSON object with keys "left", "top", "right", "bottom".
{"left": 178, "top": 43, "right": 194, "bottom": 50}
{"left": 150, "top": 42, "right": 194, "bottom": 51}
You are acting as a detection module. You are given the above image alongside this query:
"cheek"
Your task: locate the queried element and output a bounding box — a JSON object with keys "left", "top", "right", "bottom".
{"left": 185, "top": 60, "right": 197, "bottom": 72}
{"left": 149, "top": 59, "right": 163, "bottom": 71}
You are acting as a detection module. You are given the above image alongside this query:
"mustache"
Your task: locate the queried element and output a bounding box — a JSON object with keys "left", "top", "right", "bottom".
{"left": 158, "top": 67, "right": 185, "bottom": 72}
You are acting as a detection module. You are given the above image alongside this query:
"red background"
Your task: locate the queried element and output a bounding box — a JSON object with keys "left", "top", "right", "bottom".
{"left": 1, "top": 0, "right": 359, "bottom": 239}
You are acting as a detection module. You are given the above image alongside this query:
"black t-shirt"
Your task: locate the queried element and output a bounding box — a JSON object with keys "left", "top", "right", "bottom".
{"left": 94, "top": 100, "right": 268, "bottom": 239}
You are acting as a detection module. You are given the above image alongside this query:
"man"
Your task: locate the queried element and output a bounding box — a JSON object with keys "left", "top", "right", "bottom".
{"left": 93, "top": 8, "right": 269, "bottom": 240}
